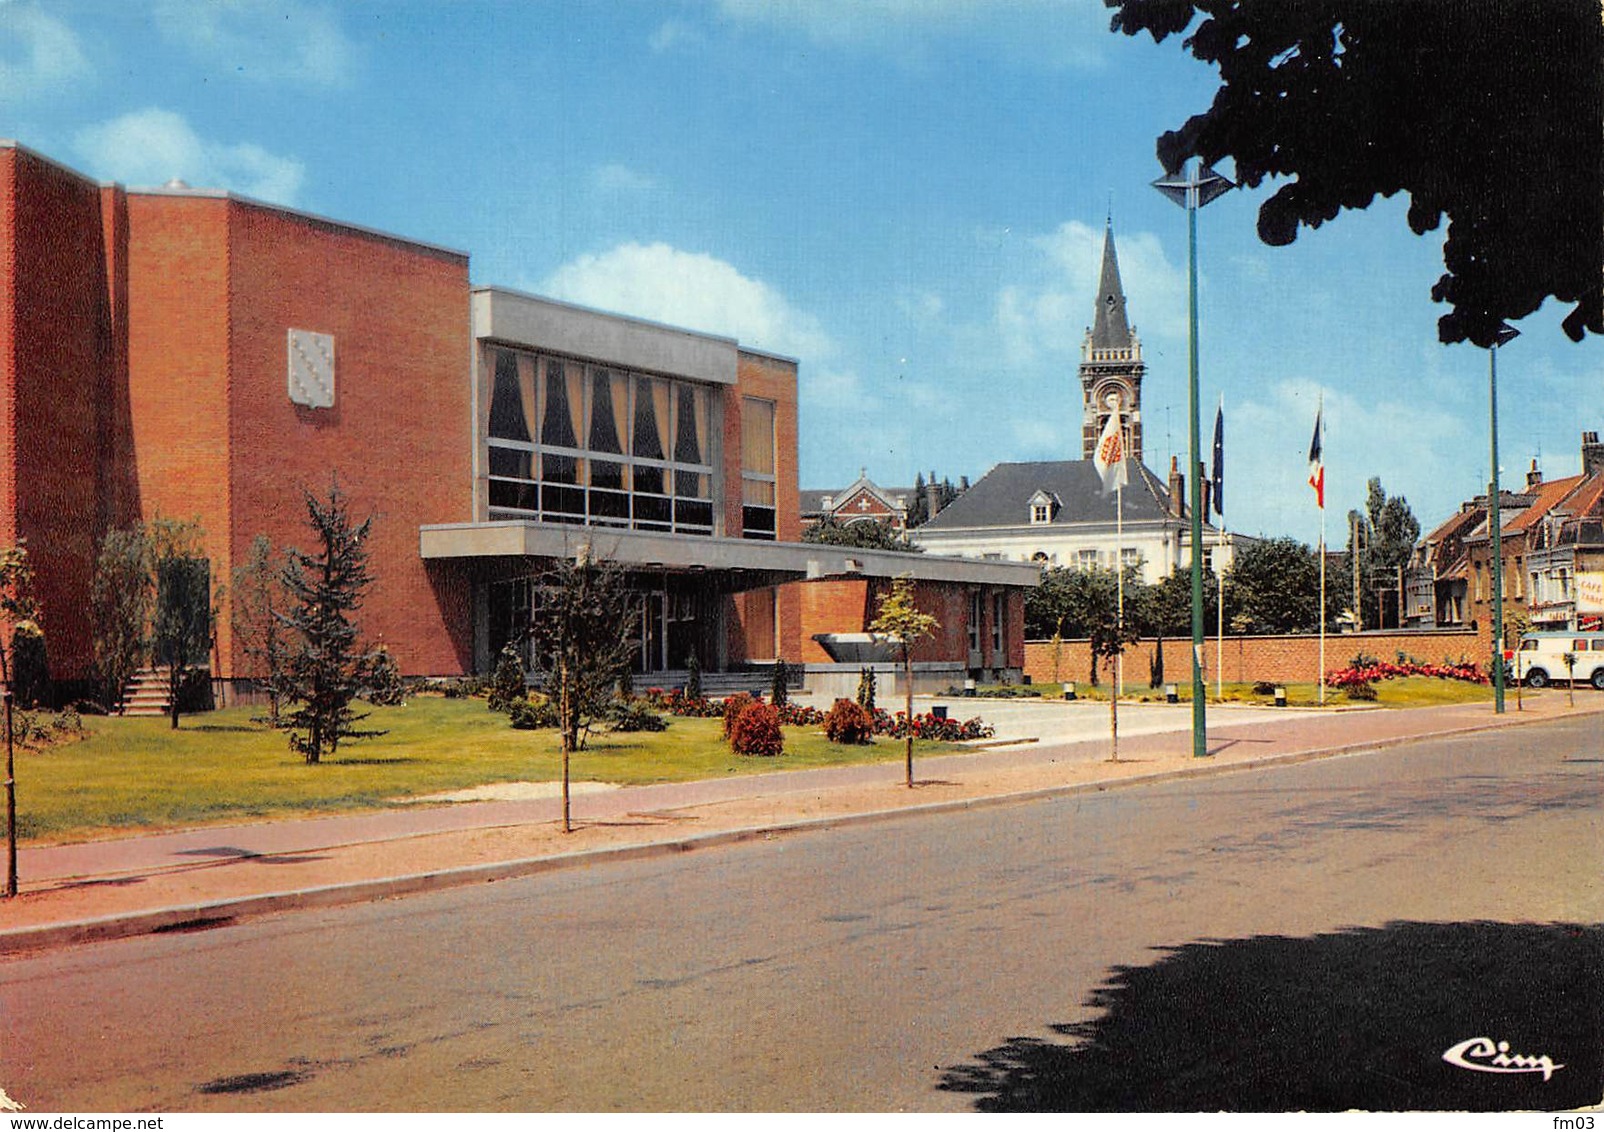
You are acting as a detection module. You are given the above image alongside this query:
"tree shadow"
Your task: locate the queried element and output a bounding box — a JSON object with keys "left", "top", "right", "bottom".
{"left": 939, "top": 921, "right": 1602, "bottom": 1112}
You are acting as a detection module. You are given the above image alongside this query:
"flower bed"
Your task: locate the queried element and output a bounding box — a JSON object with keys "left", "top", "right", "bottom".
{"left": 870, "top": 708, "right": 994, "bottom": 742}
{"left": 1325, "top": 660, "right": 1487, "bottom": 689}
{"left": 643, "top": 688, "right": 990, "bottom": 740}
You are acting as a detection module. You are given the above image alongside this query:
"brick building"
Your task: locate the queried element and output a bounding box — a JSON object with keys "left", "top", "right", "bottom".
{"left": 1, "top": 141, "right": 1034, "bottom": 697}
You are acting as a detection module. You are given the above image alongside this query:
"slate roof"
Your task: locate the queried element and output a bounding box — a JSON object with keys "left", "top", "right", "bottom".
{"left": 918, "top": 459, "right": 1178, "bottom": 530}
{"left": 1089, "top": 223, "right": 1134, "bottom": 352}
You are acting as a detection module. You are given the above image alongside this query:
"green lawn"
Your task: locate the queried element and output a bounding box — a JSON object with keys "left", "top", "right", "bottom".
{"left": 14, "top": 697, "right": 950, "bottom": 844}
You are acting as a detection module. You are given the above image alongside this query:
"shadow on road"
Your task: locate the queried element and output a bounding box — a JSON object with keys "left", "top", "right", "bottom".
{"left": 939, "top": 921, "right": 1602, "bottom": 1112}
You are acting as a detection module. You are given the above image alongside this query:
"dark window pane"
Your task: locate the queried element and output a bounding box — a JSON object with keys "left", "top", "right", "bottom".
{"left": 743, "top": 505, "right": 776, "bottom": 539}
{"left": 674, "top": 385, "right": 702, "bottom": 464}
{"left": 633, "top": 378, "right": 665, "bottom": 459}
{"left": 489, "top": 480, "right": 538, "bottom": 512}
{"left": 591, "top": 459, "right": 626, "bottom": 491}
{"left": 675, "top": 499, "right": 713, "bottom": 531}
{"left": 543, "top": 453, "right": 579, "bottom": 485}
{"left": 675, "top": 470, "right": 709, "bottom": 499}
{"left": 590, "top": 369, "right": 624, "bottom": 454}
{"left": 634, "top": 495, "right": 671, "bottom": 527}
{"left": 488, "top": 447, "right": 533, "bottom": 479}
{"left": 488, "top": 350, "right": 530, "bottom": 442}
{"left": 591, "top": 489, "right": 629, "bottom": 521}
{"left": 542, "top": 360, "right": 579, "bottom": 449}
{"left": 634, "top": 465, "right": 665, "bottom": 496}
{"left": 543, "top": 484, "right": 585, "bottom": 517}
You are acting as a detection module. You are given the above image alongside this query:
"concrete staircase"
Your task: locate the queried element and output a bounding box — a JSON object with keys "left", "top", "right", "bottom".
{"left": 120, "top": 667, "right": 172, "bottom": 717}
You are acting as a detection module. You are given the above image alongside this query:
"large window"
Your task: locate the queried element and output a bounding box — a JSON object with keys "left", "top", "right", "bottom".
{"left": 486, "top": 347, "right": 715, "bottom": 535}
{"left": 741, "top": 397, "right": 777, "bottom": 539}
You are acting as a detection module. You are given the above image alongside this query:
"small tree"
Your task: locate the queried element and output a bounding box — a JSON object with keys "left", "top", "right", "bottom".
{"left": 149, "top": 518, "right": 211, "bottom": 729}
{"left": 856, "top": 666, "right": 876, "bottom": 711}
{"left": 868, "top": 575, "right": 939, "bottom": 788}
{"left": 278, "top": 485, "right": 384, "bottom": 764}
{"left": 91, "top": 527, "right": 154, "bottom": 712}
{"left": 770, "top": 658, "right": 790, "bottom": 708}
{"left": 1562, "top": 651, "right": 1577, "bottom": 707}
{"left": 487, "top": 641, "right": 528, "bottom": 712}
{"left": 233, "top": 534, "right": 294, "bottom": 725}
{"left": 0, "top": 544, "right": 41, "bottom": 898}
{"left": 527, "top": 551, "right": 636, "bottom": 832}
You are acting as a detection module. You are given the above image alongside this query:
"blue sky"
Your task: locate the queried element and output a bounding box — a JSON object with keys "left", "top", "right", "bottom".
{"left": 5, "top": 0, "right": 1598, "bottom": 547}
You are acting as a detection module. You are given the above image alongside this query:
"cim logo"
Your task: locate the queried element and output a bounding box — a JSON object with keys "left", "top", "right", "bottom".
{"left": 1442, "top": 1036, "right": 1563, "bottom": 1082}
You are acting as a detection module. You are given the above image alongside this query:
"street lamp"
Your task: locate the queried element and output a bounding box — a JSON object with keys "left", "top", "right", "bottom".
{"left": 1488, "top": 321, "right": 1519, "bottom": 714}
{"left": 1154, "top": 158, "right": 1233, "bottom": 758}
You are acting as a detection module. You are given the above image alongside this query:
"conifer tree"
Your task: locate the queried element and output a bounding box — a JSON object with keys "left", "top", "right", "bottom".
{"left": 278, "top": 485, "right": 383, "bottom": 764}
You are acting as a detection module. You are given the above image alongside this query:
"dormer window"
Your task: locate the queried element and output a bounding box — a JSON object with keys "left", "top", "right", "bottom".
{"left": 1027, "top": 489, "right": 1056, "bottom": 525}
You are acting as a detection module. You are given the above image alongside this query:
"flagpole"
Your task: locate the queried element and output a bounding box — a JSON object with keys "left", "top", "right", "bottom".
{"left": 1214, "top": 393, "right": 1224, "bottom": 702}
{"left": 1318, "top": 394, "right": 1327, "bottom": 705}
{"left": 1112, "top": 475, "right": 1122, "bottom": 763}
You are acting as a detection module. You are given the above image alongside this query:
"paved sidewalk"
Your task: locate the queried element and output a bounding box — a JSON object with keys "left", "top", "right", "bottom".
{"left": 3, "top": 692, "right": 1598, "bottom": 954}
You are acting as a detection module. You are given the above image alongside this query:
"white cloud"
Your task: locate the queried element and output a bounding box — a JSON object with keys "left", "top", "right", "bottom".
{"left": 74, "top": 109, "right": 305, "bottom": 204}
{"left": 542, "top": 242, "right": 833, "bottom": 360}
{"left": 0, "top": 4, "right": 90, "bottom": 100}
{"left": 712, "top": 0, "right": 1111, "bottom": 69}
{"left": 994, "top": 220, "right": 1188, "bottom": 367}
{"left": 649, "top": 19, "right": 705, "bottom": 53}
{"left": 152, "top": 0, "right": 357, "bottom": 88}
{"left": 590, "top": 163, "right": 655, "bottom": 194}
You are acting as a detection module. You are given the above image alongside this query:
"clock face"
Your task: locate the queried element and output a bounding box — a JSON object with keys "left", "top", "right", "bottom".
{"left": 288, "top": 329, "right": 335, "bottom": 408}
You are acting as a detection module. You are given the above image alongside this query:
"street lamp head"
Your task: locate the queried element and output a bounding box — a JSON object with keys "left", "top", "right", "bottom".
{"left": 1152, "top": 159, "right": 1235, "bottom": 210}
{"left": 1493, "top": 323, "right": 1520, "bottom": 348}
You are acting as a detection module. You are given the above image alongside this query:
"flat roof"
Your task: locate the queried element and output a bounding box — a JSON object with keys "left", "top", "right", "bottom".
{"left": 420, "top": 521, "right": 1040, "bottom": 587}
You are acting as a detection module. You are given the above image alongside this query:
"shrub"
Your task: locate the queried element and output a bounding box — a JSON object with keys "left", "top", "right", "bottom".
{"left": 770, "top": 659, "right": 790, "bottom": 708}
{"left": 365, "top": 647, "right": 407, "bottom": 706}
{"left": 721, "top": 692, "right": 756, "bottom": 741}
{"left": 1252, "top": 681, "right": 1278, "bottom": 696}
{"left": 776, "top": 701, "right": 825, "bottom": 727}
{"left": 508, "top": 697, "right": 559, "bottom": 730}
{"left": 729, "top": 701, "right": 784, "bottom": 757}
{"left": 607, "top": 701, "right": 668, "bottom": 732}
{"left": 685, "top": 653, "right": 702, "bottom": 700}
{"left": 856, "top": 667, "right": 876, "bottom": 711}
{"left": 1344, "top": 681, "right": 1379, "bottom": 702}
{"left": 486, "top": 642, "right": 528, "bottom": 712}
{"left": 823, "top": 698, "right": 874, "bottom": 745}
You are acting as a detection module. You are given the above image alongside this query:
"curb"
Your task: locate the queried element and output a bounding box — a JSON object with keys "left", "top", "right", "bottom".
{"left": 0, "top": 706, "right": 1575, "bottom": 956}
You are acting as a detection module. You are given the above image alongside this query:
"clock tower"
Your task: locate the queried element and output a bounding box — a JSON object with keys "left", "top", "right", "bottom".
{"left": 1080, "top": 222, "right": 1144, "bottom": 462}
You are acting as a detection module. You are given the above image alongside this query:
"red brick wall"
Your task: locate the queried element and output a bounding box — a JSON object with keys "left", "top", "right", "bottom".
{"left": 2, "top": 150, "right": 119, "bottom": 678}
{"left": 126, "top": 194, "right": 473, "bottom": 678}
{"left": 726, "top": 350, "right": 800, "bottom": 542}
{"left": 1024, "top": 629, "right": 1486, "bottom": 686}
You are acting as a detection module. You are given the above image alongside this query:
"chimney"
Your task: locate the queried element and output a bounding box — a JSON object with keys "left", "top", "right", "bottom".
{"left": 1584, "top": 431, "right": 1604, "bottom": 477}
{"left": 1168, "top": 455, "right": 1185, "bottom": 518}
{"left": 924, "top": 473, "right": 941, "bottom": 522}
{"left": 1526, "top": 458, "right": 1543, "bottom": 490}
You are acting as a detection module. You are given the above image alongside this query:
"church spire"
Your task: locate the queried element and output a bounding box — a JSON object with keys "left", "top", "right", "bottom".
{"left": 1090, "top": 219, "right": 1134, "bottom": 352}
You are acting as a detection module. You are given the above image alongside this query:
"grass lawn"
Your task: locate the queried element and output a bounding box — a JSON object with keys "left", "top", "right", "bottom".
{"left": 15, "top": 696, "right": 957, "bottom": 844}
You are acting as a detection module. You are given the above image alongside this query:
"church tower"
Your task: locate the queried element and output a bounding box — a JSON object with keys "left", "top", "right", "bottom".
{"left": 1080, "top": 221, "right": 1145, "bottom": 462}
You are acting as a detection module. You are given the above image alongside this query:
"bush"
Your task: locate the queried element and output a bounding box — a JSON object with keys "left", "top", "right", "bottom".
{"left": 1344, "top": 681, "right": 1379, "bottom": 702}
{"left": 1252, "top": 681, "right": 1278, "bottom": 696}
{"left": 823, "top": 698, "right": 874, "bottom": 745}
{"left": 365, "top": 647, "right": 406, "bottom": 707}
{"left": 440, "top": 676, "right": 488, "bottom": 699}
{"left": 685, "top": 653, "right": 702, "bottom": 700}
{"left": 487, "top": 643, "right": 528, "bottom": 712}
{"left": 607, "top": 700, "right": 668, "bottom": 732}
{"left": 856, "top": 667, "right": 876, "bottom": 711}
{"left": 721, "top": 692, "right": 756, "bottom": 741}
{"left": 770, "top": 659, "right": 790, "bottom": 708}
{"left": 729, "top": 701, "right": 784, "bottom": 757}
{"left": 508, "top": 697, "right": 559, "bottom": 730}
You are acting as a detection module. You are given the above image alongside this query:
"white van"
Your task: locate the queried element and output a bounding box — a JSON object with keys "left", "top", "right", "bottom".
{"left": 1516, "top": 631, "right": 1604, "bottom": 690}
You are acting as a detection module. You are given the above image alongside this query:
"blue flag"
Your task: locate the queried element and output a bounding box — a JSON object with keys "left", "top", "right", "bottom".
{"left": 1211, "top": 400, "right": 1224, "bottom": 519}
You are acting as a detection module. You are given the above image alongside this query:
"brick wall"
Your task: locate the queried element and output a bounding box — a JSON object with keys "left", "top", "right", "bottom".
{"left": 2, "top": 149, "right": 120, "bottom": 678}
{"left": 1024, "top": 629, "right": 1486, "bottom": 687}
{"left": 126, "top": 193, "right": 474, "bottom": 678}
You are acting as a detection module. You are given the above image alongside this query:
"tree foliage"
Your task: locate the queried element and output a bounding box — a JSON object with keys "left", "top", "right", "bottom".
{"left": 1345, "top": 477, "right": 1420, "bottom": 629}
{"left": 232, "top": 534, "right": 293, "bottom": 725}
{"left": 526, "top": 552, "right": 637, "bottom": 831}
{"left": 1025, "top": 565, "right": 1140, "bottom": 684}
{"left": 91, "top": 527, "right": 154, "bottom": 712}
{"left": 803, "top": 516, "right": 922, "bottom": 552}
{"left": 1109, "top": 0, "right": 1603, "bottom": 346}
{"left": 1223, "top": 536, "right": 1334, "bottom": 634}
{"left": 149, "top": 518, "right": 211, "bottom": 729}
{"left": 868, "top": 575, "right": 939, "bottom": 788}
{"left": 278, "top": 486, "right": 383, "bottom": 764}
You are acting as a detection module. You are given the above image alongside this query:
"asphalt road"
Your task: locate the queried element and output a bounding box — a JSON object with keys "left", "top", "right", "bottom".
{"left": 3, "top": 715, "right": 1600, "bottom": 1112}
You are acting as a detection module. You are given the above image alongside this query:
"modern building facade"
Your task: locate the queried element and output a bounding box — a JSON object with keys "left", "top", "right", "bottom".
{"left": 1, "top": 140, "right": 1036, "bottom": 696}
